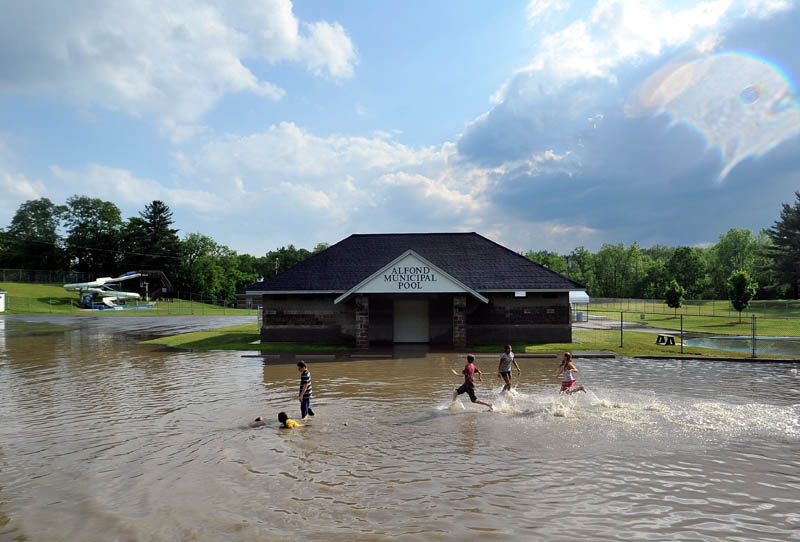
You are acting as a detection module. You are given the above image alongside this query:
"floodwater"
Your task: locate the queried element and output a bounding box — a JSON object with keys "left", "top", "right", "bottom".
{"left": 685, "top": 335, "right": 800, "bottom": 357}
{"left": 1, "top": 316, "right": 799, "bottom": 542}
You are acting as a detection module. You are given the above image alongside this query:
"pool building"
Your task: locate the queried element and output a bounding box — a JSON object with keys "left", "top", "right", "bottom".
{"left": 245, "top": 233, "right": 586, "bottom": 348}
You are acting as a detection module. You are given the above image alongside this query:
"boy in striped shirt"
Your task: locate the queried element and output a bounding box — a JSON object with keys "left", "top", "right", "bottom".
{"left": 297, "top": 361, "right": 315, "bottom": 419}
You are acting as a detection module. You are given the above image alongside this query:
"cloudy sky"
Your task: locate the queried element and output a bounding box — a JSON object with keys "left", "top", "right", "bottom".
{"left": 1, "top": 0, "right": 799, "bottom": 256}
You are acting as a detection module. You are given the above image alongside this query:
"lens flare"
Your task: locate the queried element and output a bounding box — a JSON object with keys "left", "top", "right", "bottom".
{"left": 626, "top": 52, "right": 800, "bottom": 180}
{"left": 739, "top": 85, "right": 761, "bottom": 104}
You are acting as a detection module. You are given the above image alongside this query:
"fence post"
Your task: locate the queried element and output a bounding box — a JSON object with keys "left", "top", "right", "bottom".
{"left": 752, "top": 314, "right": 757, "bottom": 359}
{"left": 620, "top": 311, "right": 623, "bottom": 347}
{"left": 680, "top": 314, "right": 683, "bottom": 354}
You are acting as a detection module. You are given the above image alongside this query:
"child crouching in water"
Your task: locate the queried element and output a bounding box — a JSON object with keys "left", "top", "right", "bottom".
{"left": 556, "top": 352, "right": 587, "bottom": 394}
{"left": 278, "top": 411, "right": 303, "bottom": 429}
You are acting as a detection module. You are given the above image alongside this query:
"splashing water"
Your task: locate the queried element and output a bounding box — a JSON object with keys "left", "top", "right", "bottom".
{"left": 440, "top": 384, "right": 800, "bottom": 441}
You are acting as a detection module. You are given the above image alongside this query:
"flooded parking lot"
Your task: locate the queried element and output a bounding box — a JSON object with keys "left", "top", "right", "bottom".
{"left": 1, "top": 315, "right": 799, "bottom": 541}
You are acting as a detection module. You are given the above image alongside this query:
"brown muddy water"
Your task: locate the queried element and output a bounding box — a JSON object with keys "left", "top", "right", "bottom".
{"left": 1, "top": 315, "right": 799, "bottom": 541}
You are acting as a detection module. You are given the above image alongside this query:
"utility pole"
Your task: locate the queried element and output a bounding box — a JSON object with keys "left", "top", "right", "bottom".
{"left": 274, "top": 258, "right": 279, "bottom": 276}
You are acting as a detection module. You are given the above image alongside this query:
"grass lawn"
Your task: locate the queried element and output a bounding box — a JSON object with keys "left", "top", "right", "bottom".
{"left": 6, "top": 282, "right": 793, "bottom": 358}
{"left": 0, "top": 282, "right": 80, "bottom": 313}
{"left": 147, "top": 323, "right": 767, "bottom": 358}
{"left": 471, "top": 329, "right": 760, "bottom": 358}
{"left": 588, "top": 310, "right": 800, "bottom": 338}
{"left": 141, "top": 322, "right": 349, "bottom": 351}
{"left": 0, "top": 282, "right": 258, "bottom": 316}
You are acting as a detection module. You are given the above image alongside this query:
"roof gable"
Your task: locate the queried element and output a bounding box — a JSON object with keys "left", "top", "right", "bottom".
{"left": 246, "top": 232, "right": 584, "bottom": 294}
{"left": 334, "top": 250, "right": 488, "bottom": 304}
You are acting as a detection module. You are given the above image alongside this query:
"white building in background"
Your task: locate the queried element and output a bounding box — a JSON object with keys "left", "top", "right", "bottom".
{"left": 569, "top": 290, "right": 590, "bottom": 322}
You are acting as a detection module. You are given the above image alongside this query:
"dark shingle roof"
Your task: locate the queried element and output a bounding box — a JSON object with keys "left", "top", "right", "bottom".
{"left": 247, "top": 233, "right": 583, "bottom": 292}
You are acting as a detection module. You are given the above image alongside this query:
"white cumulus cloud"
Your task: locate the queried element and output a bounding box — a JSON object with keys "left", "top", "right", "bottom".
{"left": 51, "top": 164, "right": 223, "bottom": 214}
{"left": 174, "top": 123, "right": 494, "bottom": 246}
{"left": 0, "top": 0, "right": 357, "bottom": 142}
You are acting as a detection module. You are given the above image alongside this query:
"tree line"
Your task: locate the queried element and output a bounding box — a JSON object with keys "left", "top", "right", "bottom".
{"left": 526, "top": 192, "right": 800, "bottom": 302}
{"left": 0, "top": 196, "right": 327, "bottom": 302}
{"left": 1, "top": 192, "right": 799, "bottom": 303}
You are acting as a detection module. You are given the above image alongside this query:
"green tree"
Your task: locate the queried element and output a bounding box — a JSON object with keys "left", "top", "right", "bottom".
{"left": 0, "top": 227, "right": 7, "bottom": 263}
{"left": 764, "top": 191, "right": 800, "bottom": 298}
{"left": 639, "top": 259, "right": 671, "bottom": 299}
{"left": 177, "top": 233, "right": 224, "bottom": 299}
{"left": 525, "top": 250, "right": 567, "bottom": 275}
{"left": 235, "top": 253, "right": 261, "bottom": 279}
{"left": 120, "top": 200, "right": 180, "bottom": 278}
{"left": 593, "top": 243, "right": 645, "bottom": 297}
{"left": 667, "top": 246, "right": 707, "bottom": 298}
{"left": 567, "top": 247, "right": 596, "bottom": 293}
{"left": 62, "top": 195, "right": 123, "bottom": 272}
{"left": 641, "top": 244, "right": 675, "bottom": 263}
{"left": 664, "top": 279, "right": 685, "bottom": 315}
{"left": 265, "top": 244, "right": 312, "bottom": 276}
{"left": 1, "top": 198, "right": 66, "bottom": 269}
{"left": 727, "top": 270, "right": 758, "bottom": 323}
{"left": 176, "top": 234, "right": 260, "bottom": 303}
{"left": 708, "top": 228, "right": 767, "bottom": 298}
{"left": 215, "top": 245, "right": 251, "bottom": 301}
{"left": 593, "top": 244, "right": 624, "bottom": 297}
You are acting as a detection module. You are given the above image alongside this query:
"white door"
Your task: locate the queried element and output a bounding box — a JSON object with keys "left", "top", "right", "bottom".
{"left": 393, "top": 299, "right": 429, "bottom": 343}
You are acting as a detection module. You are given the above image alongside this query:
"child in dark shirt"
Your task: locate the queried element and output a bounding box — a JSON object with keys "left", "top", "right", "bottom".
{"left": 451, "top": 354, "right": 493, "bottom": 411}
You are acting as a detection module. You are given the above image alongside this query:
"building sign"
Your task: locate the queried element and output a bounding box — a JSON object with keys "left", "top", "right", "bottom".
{"left": 354, "top": 253, "right": 468, "bottom": 294}
{"left": 384, "top": 265, "right": 438, "bottom": 290}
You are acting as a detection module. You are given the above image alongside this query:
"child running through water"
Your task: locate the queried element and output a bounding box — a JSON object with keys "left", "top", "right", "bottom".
{"left": 497, "top": 344, "right": 521, "bottom": 392}
{"left": 451, "top": 354, "right": 493, "bottom": 411}
{"left": 556, "top": 352, "right": 587, "bottom": 394}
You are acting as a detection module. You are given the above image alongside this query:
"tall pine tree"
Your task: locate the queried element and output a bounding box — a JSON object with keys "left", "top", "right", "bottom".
{"left": 120, "top": 200, "right": 180, "bottom": 280}
{"left": 764, "top": 191, "right": 800, "bottom": 299}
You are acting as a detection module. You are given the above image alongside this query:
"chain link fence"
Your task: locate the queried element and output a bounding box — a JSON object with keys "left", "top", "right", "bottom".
{"left": 0, "top": 293, "right": 259, "bottom": 316}
{"left": 589, "top": 297, "right": 800, "bottom": 318}
{"left": 0, "top": 268, "right": 108, "bottom": 284}
{"left": 572, "top": 305, "right": 800, "bottom": 358}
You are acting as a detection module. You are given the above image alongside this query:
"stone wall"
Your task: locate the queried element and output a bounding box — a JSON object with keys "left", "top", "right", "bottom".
{"left": 260, "top": 293, "right": 356, "bottom": 345}
{"left": 452, "top": 294, "right": 466, "bottom": 348}
{"left": 259, "top": 291, "right": 573, "bottom": 346}
{"left": 355, "top": 295, "right": 369, "bottom": 349}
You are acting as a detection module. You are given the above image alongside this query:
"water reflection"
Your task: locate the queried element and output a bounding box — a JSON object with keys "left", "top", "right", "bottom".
{"left": 686, "top": 334, "right": 800, "bottom": 357}
{"left": 1, "top": 316, "right": 798, "bottom": 541}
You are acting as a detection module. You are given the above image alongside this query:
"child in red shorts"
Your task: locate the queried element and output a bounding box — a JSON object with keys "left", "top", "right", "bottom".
{"left": 556, "top": 352, "right": 586, "bottom": 394}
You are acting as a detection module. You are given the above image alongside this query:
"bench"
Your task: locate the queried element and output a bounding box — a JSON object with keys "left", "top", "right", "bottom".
{"left": 655, "top": 334, "right": 676, "bottom": 346}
